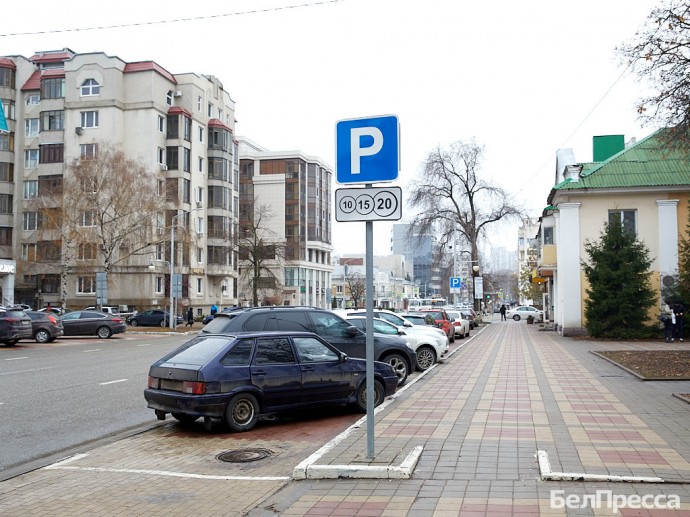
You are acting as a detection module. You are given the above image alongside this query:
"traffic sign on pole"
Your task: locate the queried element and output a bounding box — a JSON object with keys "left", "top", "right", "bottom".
{"left": 335, "top": 115, "right": 399, "bottom": 184}
{"left": 335, "top": 186, "right": 402, "bottom": 222}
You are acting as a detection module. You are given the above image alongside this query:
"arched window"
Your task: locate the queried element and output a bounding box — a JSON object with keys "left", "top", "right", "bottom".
{"left": 80, "top": 78, "right": 100, "bottom": 96}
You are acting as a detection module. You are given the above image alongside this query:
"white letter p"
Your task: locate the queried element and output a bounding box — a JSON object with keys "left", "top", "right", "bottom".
{"left": 351, "top": 126, "right": 383, "bottom": 174}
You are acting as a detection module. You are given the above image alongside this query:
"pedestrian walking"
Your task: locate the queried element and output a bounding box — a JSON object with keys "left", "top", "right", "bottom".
{"left": 499, "top": 304, "right": 507, "bottom": 321}
{"left": 661, "top": 302, "right": 675, "bottom": 343}
{"left": 673, "top": 301, "right": 685, "bottom": 342}
{"left": 186, "top": 307, "right": 194, "bottom": 328}
{"left": 210, "top": 303, "right": 218, "bottom": 316}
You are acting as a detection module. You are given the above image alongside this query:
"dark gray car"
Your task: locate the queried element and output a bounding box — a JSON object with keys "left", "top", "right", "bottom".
{"left": 0, "top": 308, "right": 33, "bottom": 346}
{"left": 201, "top": 307, "right": 416, "bottom": 386}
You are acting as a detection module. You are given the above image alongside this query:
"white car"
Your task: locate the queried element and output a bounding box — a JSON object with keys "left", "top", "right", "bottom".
{"left": 444, "top": 310, "right": 471, "bottom": 338}
{"left": 333, "top": 308, "right": 449, "bottom": 350}
{"left": 505, "top": 305, "right": 543, "bottom": 322}
{"left": 344, "top": 316, "right": 448, "bottom": 371}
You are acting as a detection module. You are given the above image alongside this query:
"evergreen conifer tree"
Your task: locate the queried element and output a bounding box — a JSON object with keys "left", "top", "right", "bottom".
{"left": 582, "top": 216, "right": 656, "bottom": 338}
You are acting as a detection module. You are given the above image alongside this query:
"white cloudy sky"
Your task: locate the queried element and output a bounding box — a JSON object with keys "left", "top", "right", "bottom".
{"left": 3, "top": 0, "right": 661, "bottom": 254}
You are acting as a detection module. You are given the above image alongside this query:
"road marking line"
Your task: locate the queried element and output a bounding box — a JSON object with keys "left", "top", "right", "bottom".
{"left": 83, "top": 349, "right": 101, "bottom": 353}
{"left": 45, "top": 453, "right": 289, "bottom": 481}
{"left": 100, "top": 379, "right": 128, "bottom": 385}
{"left": 4, "top": 357, "right": 28, "bottom": 361}
{"left": 136, "top": 344, "right": 151, "bottom": 347}
{"left": 0, "top": 366, "right": 56, "bottom": 376}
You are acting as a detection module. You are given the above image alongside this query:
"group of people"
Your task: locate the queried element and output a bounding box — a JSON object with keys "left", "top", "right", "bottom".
{"left": 185, "top": 303, "right": 218, "bottom": 328}
{"left": 661, "top": 301, "right": 685, "bottom": 343}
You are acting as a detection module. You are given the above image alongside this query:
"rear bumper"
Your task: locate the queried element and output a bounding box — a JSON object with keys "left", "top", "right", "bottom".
{"left": 144, "top": 389, "right": 229, "bottom": 418}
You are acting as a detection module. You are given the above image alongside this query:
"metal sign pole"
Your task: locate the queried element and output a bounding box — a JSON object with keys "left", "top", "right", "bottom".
{"left": 365, "top": 209, "right": 375, "bottom": 458}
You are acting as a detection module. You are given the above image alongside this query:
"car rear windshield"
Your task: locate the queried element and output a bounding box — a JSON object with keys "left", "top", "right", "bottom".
{"left": 1, "top": 309, "right": 27, "bottom": 318}
{"left": 164, "top": 336, "right": 233, "bottom": 366}
{"left": 202, "top": 313, "right": 240, "bottom": 333}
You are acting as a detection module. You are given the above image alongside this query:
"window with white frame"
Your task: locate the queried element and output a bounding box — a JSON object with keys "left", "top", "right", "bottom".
{"left": 158, "top": 115, "right": 164, "bottom": 133}
{"left": 157, "top": 147, "right": 164, "bottom": 165}
{"left": 22, "top": 243, "right": 36, "bottom": 261}
{"left": 23, "top": 180, "right": 38, "bottom": 199}
{"left": 198, "top": 127, "right": 204, "bottom": 142}
{"left": 196, "top": 217, "right": 204, "bottom": 235}
{"left": 80, "top": 78, "right": 100, "bottom": 96}
{"left": 608, "top": 209, "right": 636, "bottom": 235}
{"left": 208, "top": 102, "right": 213, "bottom": 117}
{"left": 77, "top": 242, "right": 97, "bottom": 260}
{"left": 166, "top": 91, "right": 173, "bottom": 105}
{"left": 79, "top": 210, "right": 96, "bottom": 227}
{"left": 155, "top": 276, "right": 164, "bottom": 294}
{"left": 77, "top": 276, "right": 96, "bottom": 294}
{"left": 80, "top": 143, "right": 98, "bottom": 159}
{"left": 197, "top": 96, "right": 202, "bottom": 112}
{"left": 24, "top": 149, "right": 39, "bottom": 168}
{"left": 543, "top": 226, "right": 554, "bottom": 245}
{"left": 196, "top": 277, "right": 203, "bottom": 294}
{"left": 26, "top": 94, "right": 39, "bottom": 106}
{"left": 197, "top": 247, "right": 203, "bottom": 264}
{"left": 155, "top": 243, "right": 164, "bottom": 261}
{"left": 198, "top": 157, "right": 203, "bottom": 173}
{"left": 80, "top": 111, "right": 99, "bottom": 128}
{"left": 25, "top": 118, "right": 39, "bottom": 138}
{"left": 197, "top": 186, "right": 203, "bottom": 205}
{"left": 23, "top": 212, "right": 39, "bottom": 231}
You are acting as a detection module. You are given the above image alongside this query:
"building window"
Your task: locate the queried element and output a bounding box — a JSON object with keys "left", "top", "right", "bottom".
{"left": 196, "top": 277, "right": 203, "bottom": 294}
{"left": 22, "top": 243, "right": 36, "bottom": 261}
{"left": 40, "top": 143, "right": 64, "bottom": 163}
{"left": 23, "top": 180, "right": 38, "bottom": 199}
{"left": 41, "top": 110, "right": 64, "bottom": 131}
{"left": 198, "top": 157, "right": 203, "bottom": 173}
{"left": 79, "top": 210, "right": 96, "bottom": 227}
{"left": 0, "top": 162, "right": 13, "bottom": 182}
{"left": 197, "top": 247, "right": 203, "bottom": 264}
{"left": 25, "top": 118, "right": 39, "bottom": 138}
{"left": 80, "top": 78, "right": 100, "bottom": 96}
{"left": 166, "top": 146, "right": 178, "bottom": 170}
{"left": 208, "top": 102, "right": 213, "bottom": 117}
{"left": 609, "top": 209, "right": 636, "bottom": 235}
{"left": 183, "top": 117, "right": 191, "bottom": 141}
{"left": 23, "top": 212, "right": 39, "bottom": 231}
{"left": 41, "top": 77, "right": 65, "bottom": 99}
{"left": 77, "top": 242, "right": 97, "bottom": 260}
{"left": 80, "top": 111, "right": 99, "bottom": 128}
{"left": 77, "top": 276, "right": 96, "bottom": 294}
{"left": 197, "top": 187, "right": 203, "bottom": 205}
{"left": 155, "top": 276, "right": 164, "bottom": 294}
{"left": 197, "top": 96, "right": 202, "bottom": 112}
{"left": 26, "top": 94, "right": 39, "bottom": 106}
{"left": 183, "top": 178, "right": 191, "bottom": 203}
{"left": 166, "top": 90, "right": 173, "bottom": 106}
{"left": 158, "top": 115, "right": 165, "bottom": 133}
{"left": 543, "top": 226, "right": 554, "bottom": 245}
{"left": 196, "top": 217, "right": 204, "bottom": 235}
{"left": 1, "top": 99, "right": 14, "bottom": 120}
{"left": 158, "top": 148, "right": 165, "bottom": 165}
{"left": 0, "top": 194, "right": 13, "bottom": 214}
{"left": 24, "top": 150, "right": 39, "bottom": 169}
{"left": 183, "top": 148, "right": 190, "bottom": 172}
{"left": 0, "top": 132, "right": 14, "bottom": 151}
{"left": 0, "top": 67, "right": 15, "bottom": 88}
{"left": 199, "top": 127, "right": 204, "bottom": 142}
{"left": 166, "top": 115, "right": 179, "bottom": 139}
{"left": 80, "top": 143, "right": 98, "bottom": 159}
{"left": 0, "top": 226, "right": 12, "bottom": 245}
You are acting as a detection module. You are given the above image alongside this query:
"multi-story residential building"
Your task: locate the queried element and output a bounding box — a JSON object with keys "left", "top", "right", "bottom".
{"left": 237, "top": 137, "right": 332, "bottom": 307}
{"left": 390, "top": 223, "right": 436, "bottom": 296}
{"left": 517, "top": 217, "right": 540, "bottom": 306}
{"left": 0, "top": 49, "right": 238, "bottom": 313}
{"left": 537, "top": 131, "right": 690, "bottom": 336}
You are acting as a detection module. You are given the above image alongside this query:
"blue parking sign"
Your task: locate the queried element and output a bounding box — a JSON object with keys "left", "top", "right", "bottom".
{"left": 336, "top": 115, "right": 399, "bottom": 184}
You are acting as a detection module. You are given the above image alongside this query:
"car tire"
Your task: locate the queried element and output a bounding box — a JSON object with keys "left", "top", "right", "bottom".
{"left": 129, "top": 319, "right": 139, "bottom": 326}
{"left": 382, "top": 353, "right": 409, "bottom": 387}
{"left": 513, "top": 315, "right": 521, "bottom": 321}
{"left": 97, "top": 326, "right": 112, "bottom": 339}
{"left": 465, "top": 329, "right": 471, "bottom": 338}
{"left": 415, "top": 346, "right": 436, "bottom": 371}
{"left": 160, "top": 319, "right": 167, "bottom": 327}
{"left": 171, "top": 413, "right": 199, "bottom": 424}
{"left": 354, "top": 379, "right": 385, "bottom": 412}
{"left": 225, "top": 393, "right": 260, "bottom": 432}
{"left": 35, "top": 329, "right": 51, "bottom": 343}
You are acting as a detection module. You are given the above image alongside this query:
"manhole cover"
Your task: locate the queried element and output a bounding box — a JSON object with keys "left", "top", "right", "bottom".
{"left": 216, "top": 448, "right": 274, "bottom": 463}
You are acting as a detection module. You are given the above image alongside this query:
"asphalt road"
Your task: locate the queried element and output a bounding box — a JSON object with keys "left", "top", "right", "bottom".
{"left": 0, "top": 332, "right": 188, "bottom": 477}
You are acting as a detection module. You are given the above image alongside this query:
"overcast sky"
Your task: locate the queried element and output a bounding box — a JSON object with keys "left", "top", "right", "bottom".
{"left": 3, "top": 0, "right": 661, "bottom": 255}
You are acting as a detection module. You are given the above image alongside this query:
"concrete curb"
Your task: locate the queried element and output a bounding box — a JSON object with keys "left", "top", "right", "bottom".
{"left": 536, "top": 450, "right": 666, "bottom": 483}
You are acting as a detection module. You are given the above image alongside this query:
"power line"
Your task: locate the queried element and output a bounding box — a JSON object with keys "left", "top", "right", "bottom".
{"left": 0, "top": 0, "right": 346, "bottom": 38}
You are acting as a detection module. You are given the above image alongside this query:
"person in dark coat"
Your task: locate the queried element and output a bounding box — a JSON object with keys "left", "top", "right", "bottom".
{"left": 673, "top": 301, "right": 685, "bottom": 342}
{"left": 499, "top": 304, "right": 507, "bottom": 321}
{"left": 186, "top": 307, "right": 194, "bottom": 328}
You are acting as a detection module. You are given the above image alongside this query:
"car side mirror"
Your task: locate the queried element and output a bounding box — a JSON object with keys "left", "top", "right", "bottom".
{"left": 403, "top": 321, "right": 413, "bottom": 327}
{"left": 346, "top": 326, "right": 359, "bottom": 337}
{"left": 450, "top": 318, "right": 455, "bottom": 322}
{"left": 340, "top": 353, "right": 348, "bottom": 362}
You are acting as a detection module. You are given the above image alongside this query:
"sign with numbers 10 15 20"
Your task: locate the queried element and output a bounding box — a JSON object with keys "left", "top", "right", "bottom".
{"left": 335, "top": 186, "right": 402, "bottom": 222}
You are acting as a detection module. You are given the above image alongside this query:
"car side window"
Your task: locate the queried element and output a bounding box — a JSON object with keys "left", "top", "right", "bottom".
{"left": 274, "top": 311, "right": 310, "bottom": 331}
{"left": 372, "top": 319, "right": 398, "bottom": 335}
{"left": 293, "top": 336, "right": 339, "bottom": 363}
{"left": 254, "top": 338, "right": 296, "bottom": 364}
{"left": 243, "top": 313, "right": 274, "bottom": 331}
{"left": 309, "top": 312, "right": 351, "bottom": 337}
{"left": 221, "top": 338, "right": 254, "bottom": 366}
{"left": 62, "top": 312, "right": 80, "bottom": 321}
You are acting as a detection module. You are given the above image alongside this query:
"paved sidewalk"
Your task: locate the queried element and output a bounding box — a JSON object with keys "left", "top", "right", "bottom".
{"left": 2, "top": 319, "right": 690, "bottom": 515}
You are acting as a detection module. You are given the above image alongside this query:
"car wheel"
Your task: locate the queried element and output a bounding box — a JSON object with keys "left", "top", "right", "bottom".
{"left": 354, "top": 379, "right": 385, "bottom": 412}
{"left": 449, "top": 332, "right": 455, "bottom": 343}
{"left": 129, "top": 319, "right": 139, "bottom": 326}
{"left": 97, "top": 326, "right": 112, "bottom": 339}
{"left": 465, "top": 329, "right": 471, "bottom": 338}
{"left": 35, "top": 329, "right": 51, "bottom": 343}
{"left": 225, "top": 393, "right": 260, "bottom": 432}
{"left": 415, "top": 346, "right": 436, "bottom": 371}
{"left": 382, "top": 353, "right": 408, "bottom": 387}
{"left": 171, "top": 413, "right": 199, "bottom": 424}
{"left": 160, "top": 319, "right": 167, "bottom": 328}
{"left": 513, "top": 315, "right": 521, "bottom": 321}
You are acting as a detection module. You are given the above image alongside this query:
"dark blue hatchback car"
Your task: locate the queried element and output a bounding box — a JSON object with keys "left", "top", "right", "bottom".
{"left": 144, "top": 331, "right": 398, "bottom": 432}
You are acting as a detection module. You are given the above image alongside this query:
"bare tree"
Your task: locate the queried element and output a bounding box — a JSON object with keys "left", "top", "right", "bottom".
{"left": 344, "top": 268, "right": 366, "bottom": 309}
{"left": 617, "top": 1, "right": 690, "bottom": 147}
{"left": 237, "top": 202, "right": 286, "bottom": 306}
{"left": 408, "top": 140, "right": 523, "bottom": 305}
{"left": 31, "top": 143, "right": 168, "bottom": 304}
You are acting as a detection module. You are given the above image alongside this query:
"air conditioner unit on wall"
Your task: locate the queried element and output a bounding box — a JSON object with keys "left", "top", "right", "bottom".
{"left": 75, "top": 127, "right": 83, "bottom": 135}
{"left": 173, "top": 91, "right": 182, "bottom": 97}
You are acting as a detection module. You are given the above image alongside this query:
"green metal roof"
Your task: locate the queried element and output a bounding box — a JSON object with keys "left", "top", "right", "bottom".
{"left": 554, "top": 129, "right": 690, "bottom": 191}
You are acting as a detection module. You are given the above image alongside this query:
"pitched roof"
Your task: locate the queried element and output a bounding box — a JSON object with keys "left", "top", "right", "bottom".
{"left": 123, "top": 61, "right": 176, "bottom": 84}
{"left": 555, "top": 129, "right": 690, "bottom": 191}
{"left": 0, "top": 58, "right": 16, "bottom": 69}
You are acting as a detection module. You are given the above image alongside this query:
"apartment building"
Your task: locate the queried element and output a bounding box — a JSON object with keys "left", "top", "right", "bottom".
{"left": 237, "top": 137, "right": 333, "bottom": 307}
{"left": 0, "top": 49, "right": 238, "bottom": 312}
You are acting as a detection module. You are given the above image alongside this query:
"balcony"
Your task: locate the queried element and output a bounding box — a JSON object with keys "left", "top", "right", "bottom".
{"left": 538, "top": 244, "right": 557, "bottom": 277}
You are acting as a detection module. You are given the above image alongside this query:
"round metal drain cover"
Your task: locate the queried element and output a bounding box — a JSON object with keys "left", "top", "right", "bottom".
{"left": 216, "top": 448, "right": 273, "bottom": 463}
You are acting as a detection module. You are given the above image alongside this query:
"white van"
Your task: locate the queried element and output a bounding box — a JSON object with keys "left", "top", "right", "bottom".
{"left": 84, "top": 306, "right": 121, "bottom": 316}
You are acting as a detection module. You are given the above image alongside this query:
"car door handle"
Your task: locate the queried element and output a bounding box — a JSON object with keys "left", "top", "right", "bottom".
{"left": 301, "top": 366, "right": 314, "bottom": 372}
{"left": 253, "top": 369, "right": 267, "bottom": 376}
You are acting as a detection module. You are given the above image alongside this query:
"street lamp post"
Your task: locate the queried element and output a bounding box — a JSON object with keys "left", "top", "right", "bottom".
{"left": 169, "top": 207, "right": 203, "bottom": 329}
